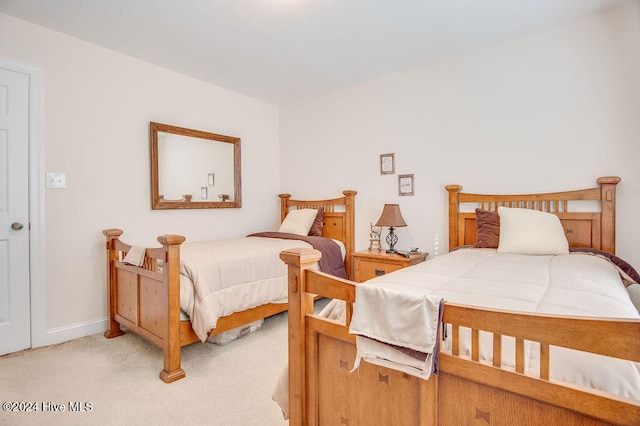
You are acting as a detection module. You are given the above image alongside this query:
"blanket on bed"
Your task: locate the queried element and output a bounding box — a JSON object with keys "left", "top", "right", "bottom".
{"left": 248, "top": 232, "right": 347, "bottom": 279}
{"left": 179, "top": 233, "right": 347, "bottom": 341}
{"left": 347, "top": 249, "right": 640, "bottom": 397}
{"left": 180, "top": 236, "right": 314, "bottom": 341}
{"left": 569, "top": 247, "right": 640, "bottom": 286}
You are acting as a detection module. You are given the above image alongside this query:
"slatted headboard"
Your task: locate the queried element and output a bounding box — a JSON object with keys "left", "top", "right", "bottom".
{"left": 446, "top": 176, "right": 620, "bottom": 254}
{"left": 279, "top": 190, "right": 357, "bottom": 279}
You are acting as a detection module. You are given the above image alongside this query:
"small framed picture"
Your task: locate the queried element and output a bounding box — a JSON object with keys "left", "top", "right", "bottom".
{"left": 380, "top": 153, "right": 395, "bottom": 175}
{"left": 398, "top": 174, "right": 414, "bottom": 196}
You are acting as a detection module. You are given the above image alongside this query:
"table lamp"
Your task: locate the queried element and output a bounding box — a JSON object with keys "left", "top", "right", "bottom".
{"left": 375, "top": 204, "right": 407, "bottom": 253}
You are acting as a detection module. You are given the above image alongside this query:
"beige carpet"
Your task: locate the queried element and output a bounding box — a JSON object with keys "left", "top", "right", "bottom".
{"left": 0, "top": 305, "right": 310, "bottom": 426}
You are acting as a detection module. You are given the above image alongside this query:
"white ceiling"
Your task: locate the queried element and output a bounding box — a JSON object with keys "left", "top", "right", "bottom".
{"left": 0, "top": 0, "right": 629, "bottom": 106}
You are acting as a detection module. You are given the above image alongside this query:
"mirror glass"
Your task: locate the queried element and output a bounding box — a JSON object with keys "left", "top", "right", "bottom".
{"left": 150, "top": 122, "right": 241, "bottom": 209}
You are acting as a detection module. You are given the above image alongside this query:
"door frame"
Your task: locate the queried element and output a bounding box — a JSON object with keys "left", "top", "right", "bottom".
{"left": 0, "top": 58, "right": 46, "bottom": 348}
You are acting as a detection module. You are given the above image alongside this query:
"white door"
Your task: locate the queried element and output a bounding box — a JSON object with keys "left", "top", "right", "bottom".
{"left": 0, "top": 66, "right": 31, "bottom": 355}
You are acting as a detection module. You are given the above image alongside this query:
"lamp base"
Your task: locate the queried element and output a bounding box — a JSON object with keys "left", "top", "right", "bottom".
{"left": 385, "top": 227, "right": 399, "bottom": 254}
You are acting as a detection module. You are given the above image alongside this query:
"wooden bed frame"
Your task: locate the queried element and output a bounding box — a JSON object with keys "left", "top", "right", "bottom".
{"left": 280, "top": 176, "right": 640, "bottom": 425}
{"left": 103, "top": 190, "right": 356, "bottom": 383}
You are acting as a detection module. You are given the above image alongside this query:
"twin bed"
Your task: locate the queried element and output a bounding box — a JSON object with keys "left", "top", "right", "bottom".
{"left": 103, "top": 190, "right": 356, "bottom": 382}
{"left": 278, "top": 176, "right": 640, "bottom": 425}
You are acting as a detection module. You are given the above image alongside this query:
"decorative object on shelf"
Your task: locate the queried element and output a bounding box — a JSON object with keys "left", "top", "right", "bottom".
{"left": 380, "top": 153, "right": 395, "bottom": 175}
{"left": 218, "top": 194, "right": 230, "bottom": 202}
{"left": 368, "top": 223, "right": 382, "bottom": 251}
{"left": 398, "top": 174, "right": 414, "bottom": 196}
{"left": 375, "top": 204, "right": 407, "bottom": 253}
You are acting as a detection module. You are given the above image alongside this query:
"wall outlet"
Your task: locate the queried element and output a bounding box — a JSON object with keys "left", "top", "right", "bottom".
{"left": 46, "top": 172, "right": 66, "bottom": 189}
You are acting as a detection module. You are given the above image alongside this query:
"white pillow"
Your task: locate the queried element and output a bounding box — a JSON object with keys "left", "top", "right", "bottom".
{"left": 278, "top": 209, "right": 318, "bottom": 236}
{"left": 497, "top": 207, "right": 569, "bottom": 255}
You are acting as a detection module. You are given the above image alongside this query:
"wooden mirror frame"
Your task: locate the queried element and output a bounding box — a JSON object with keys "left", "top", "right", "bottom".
{"left": 150, "top": 122, "right": 242, "bottom": 209}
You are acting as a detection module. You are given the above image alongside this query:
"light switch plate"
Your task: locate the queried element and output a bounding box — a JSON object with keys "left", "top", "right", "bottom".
{"left": 46, "top": 172, "right": 66, "bottom": 189}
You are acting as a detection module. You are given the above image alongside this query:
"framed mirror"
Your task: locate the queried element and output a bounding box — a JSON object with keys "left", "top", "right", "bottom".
{"left": 150, "top": 122, "right": 241, "bottom": 209}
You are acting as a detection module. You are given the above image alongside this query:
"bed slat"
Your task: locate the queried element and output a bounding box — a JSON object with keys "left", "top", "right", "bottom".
{"left": 540, "top": 342, "right": 550, "bottom": 381}
{"left": 515, "top": 337, "right": 524, "bottom": 374}
{"left": 452, "top": 325, "right": 459, "bottom": 357}
{"left": 471, "top": 329, "right": 479, "bottom": 362}
{"left": 492, "top": 334, "right": 502, "bottom": 367}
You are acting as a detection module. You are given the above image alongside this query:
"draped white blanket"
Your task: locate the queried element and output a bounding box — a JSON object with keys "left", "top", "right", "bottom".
{"left": 123, "top": 245, "right": 146, "bottom": 266}
{"left": 350, "top": 288, "right": 443, "bottom": 379}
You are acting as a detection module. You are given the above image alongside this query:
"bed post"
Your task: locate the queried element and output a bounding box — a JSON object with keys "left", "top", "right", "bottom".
{"left": 280, "top": 248, "right": 321, "bottom": 426}
{"left": 343, "top": 190, "right": 357, "bottom": 280}
{"left": 597, "top": 176, "right": 621, "bottom": 255}
{"left": 103, "top": 229, "right": 125, "bottom": 339}
{"left": 445, "top": 185, "right": 462, "bottom": 252}
{"left": 158, "top": 234, "right": 186, "bottom": 383}
{"left": 279, "top": 193, "right": 292, "bottom": 223}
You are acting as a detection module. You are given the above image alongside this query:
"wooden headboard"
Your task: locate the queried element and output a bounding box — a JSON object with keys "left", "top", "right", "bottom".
{"left": 279, "top": 190, "right": 357, "bottom": 279}
{"left": 446, "top": 176, "right": 620, "bottom": 254}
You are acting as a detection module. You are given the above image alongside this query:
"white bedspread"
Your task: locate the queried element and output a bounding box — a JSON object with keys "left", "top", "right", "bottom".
{"left": 179, "top": 236, "right": 346, "bottom": 341}
{"left": 348, "top": 248, "right": 640, "bottom": 399}
{"left": 179, "top": 237, "right": 312, "bottom": 341}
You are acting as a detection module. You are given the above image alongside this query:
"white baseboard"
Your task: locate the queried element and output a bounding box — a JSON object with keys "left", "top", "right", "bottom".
{"left": 41, "top": 317, "right": 108, "bottom": 347}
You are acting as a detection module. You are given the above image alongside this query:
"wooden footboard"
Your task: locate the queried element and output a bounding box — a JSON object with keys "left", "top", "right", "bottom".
{"left": 281, "top": 249, "right": 640, "bottom": 426}
{"left": 104, "top": 229, "right": 188, "bottom": 382}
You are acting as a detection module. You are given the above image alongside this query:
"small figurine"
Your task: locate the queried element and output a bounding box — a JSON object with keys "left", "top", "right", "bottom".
{"left": 368, "top": 223, "right": 382, "bottom": 251}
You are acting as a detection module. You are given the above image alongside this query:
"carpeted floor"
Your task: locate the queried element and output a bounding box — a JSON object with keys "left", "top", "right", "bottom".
{"left": 0, "top": 304, "right": 312, "bottom": 426}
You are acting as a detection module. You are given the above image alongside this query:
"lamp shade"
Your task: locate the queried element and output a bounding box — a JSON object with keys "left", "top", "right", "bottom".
{"left": 375, "top": 204, "right": 407, "bottom": 228}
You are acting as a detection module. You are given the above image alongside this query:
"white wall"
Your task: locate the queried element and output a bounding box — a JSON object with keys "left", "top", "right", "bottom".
{"left": 280, "top": 3, "right": 640, "bottom": 268}
{"left": 0, "top": 14, "right": 280, "bottom": 343}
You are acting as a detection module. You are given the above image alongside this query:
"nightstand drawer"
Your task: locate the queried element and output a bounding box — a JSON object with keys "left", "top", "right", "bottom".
{"left": 352, "top": 250, "right": 428, "bottom": 283}
{"left": 357, "top": 259, "right": 403, "bottom": 282}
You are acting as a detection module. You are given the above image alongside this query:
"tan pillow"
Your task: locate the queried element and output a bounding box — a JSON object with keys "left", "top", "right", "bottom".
{"left": 308, "top": 207, "right": 325, "bottom": 237}
{"left": 474, "top": 209, "right": 500, "bottom": 248}
{"left": 497, "top": 207, "right": 569, "bottom": 255}
{"left": 278, "top": 209, "right": 318, "bottom": 236}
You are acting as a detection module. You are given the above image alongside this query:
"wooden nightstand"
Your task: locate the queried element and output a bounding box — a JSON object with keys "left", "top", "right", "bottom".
{"left": 352, "top": 250, "right": 428, "bottom": 283}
